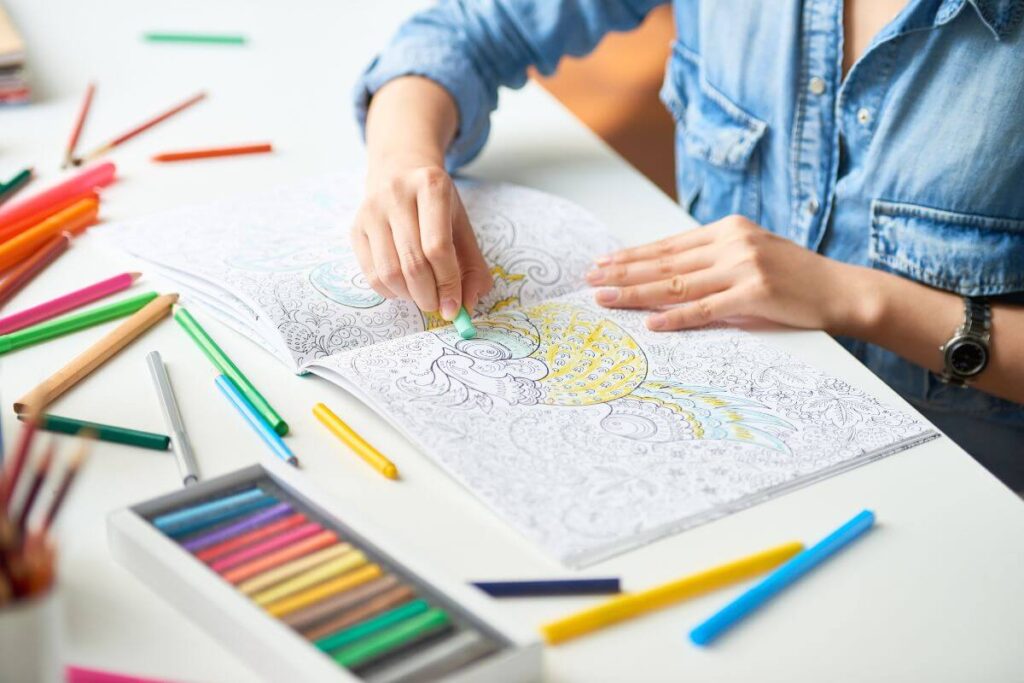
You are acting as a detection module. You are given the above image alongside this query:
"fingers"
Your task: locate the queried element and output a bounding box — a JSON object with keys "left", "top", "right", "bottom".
{"left": 365, "top": 214, "right": 410, "bottom": 300}
{"left": 597, "top": 225, "right": 715, "bottom": 266}
{"left": 452, "top": 193, "right": 492, "bottom": 313}
{"left": 350, "top": 222, "right": 394, "bottom": 298}
{"left": 586, "top": 245, "right": 717, "bottom": 287}
{"left": 389, "top": 194, "right": 440, "bottom": 312}
{"left": 594, "top": 268, "right": 732, "bottom": 309}
{"left": 645, "top": 289, "right": 748, "bottom": 331}
{"left": 417, "top": 179, "right": 462, "bottom": 319}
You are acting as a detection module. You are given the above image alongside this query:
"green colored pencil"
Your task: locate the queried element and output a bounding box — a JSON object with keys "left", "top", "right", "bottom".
{"left": 0, "top": 168, "right": 33, "bottom": 205}
{"left": 22, "top": 413, "right": 170, "bottom": 451}
{"left": 143, "top": 32, "right": 246, "bottom": 45}
{"left": 0, "top": 291, "right": 158, "bottom": 355}
{"left": 317, "top": 600, "right": 430, "bottom": 652}
{"left": 332, "top": 608, "right": 451, "bottom": 668}
{"left": 173, "top": 307, "right": 288, "bottom": 435}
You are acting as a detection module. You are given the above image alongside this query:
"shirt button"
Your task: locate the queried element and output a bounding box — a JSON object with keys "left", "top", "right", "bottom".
{"left": 809, "top": 77, "right": 826, "bottom": 95}
{"left": 806, "top": 197, "right": 820, "bottom": 215}
{"left": 857, "top": 108, "right": 872, "bottom": 125}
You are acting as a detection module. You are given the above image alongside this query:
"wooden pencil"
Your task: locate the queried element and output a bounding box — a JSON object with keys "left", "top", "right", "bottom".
{"left": 41, "top": 435, "right": 90, "bottom": 532}
{"left": 79, "top": 92, "right": 207, "bottom": 163}
{"left": 64, "top": 82, "right": 96, "bottom": 168}
{"left": 15, "top": 440, "right": 54, "bottom": 532}
{"left": 0, "top": 417, "right": 37, "bottom": 510}
{"left": 13, "top": 293, "right": 178, "bottom": 415}
{"left": 0, "top": 233, "right": 70, "bottom": 308}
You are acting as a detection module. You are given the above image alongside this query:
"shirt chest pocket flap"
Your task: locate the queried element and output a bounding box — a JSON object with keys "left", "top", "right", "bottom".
{"left": 870, "top": 200, "right": 1024, "bottom": 296}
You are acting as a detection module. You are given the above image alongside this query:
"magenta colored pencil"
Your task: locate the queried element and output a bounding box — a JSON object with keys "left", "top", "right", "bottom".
{"left": 182, "top": 501, "right": 292, "bottom": 552}
{"left": 210, "top": 522, "right": 323, "bottom": 572}
{"left": 0, "top": 272, "right": 141, "bottom": 335}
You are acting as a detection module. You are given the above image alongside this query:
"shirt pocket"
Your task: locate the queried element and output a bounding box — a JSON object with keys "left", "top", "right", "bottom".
{"left": 660, "top": 42, "right": 767, "bottom": 223}
{"left": 869, "top": 200, "right": 1024, "bottom": 296}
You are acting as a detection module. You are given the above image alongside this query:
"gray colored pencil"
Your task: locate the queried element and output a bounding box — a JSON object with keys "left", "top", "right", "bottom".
{"left": 146, "top": 351, "right": 199, "bottom": 485}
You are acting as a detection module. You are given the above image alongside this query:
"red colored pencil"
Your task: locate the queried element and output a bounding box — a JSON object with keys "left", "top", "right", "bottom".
{"left": 0, "top": 233, "right": 70, "bottom": 308}
{"left": 16, "top": 440, "right": 54, "bottom": 532}
{"left": 0, "top": 418, "right": 37, "bottom": 511}
{"left": 64, "top": 82, "right": 96, "bottom": 169}
{"left": 0, "top": 191, "right": 98, "bottom": 246}
{"left": 41, "top": 436, "right": 90, "bottom": 532}
{"left": 152, "top": 142, "right": 273, "bottom": 163}
{"left": 79, "top": 91, "right": 207, "bottom": 163}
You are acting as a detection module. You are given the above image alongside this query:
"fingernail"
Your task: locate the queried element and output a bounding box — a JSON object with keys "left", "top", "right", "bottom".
{"left": 647, "top": 313, "right": 667, "bottom": 330}
{"left": 595, "top": 255, "right": 612, "bottom": 266}
{"left": 440, "top": 298, "right": 459, "bottom": 321}
{"left": 585, "top": 268, "right": 604, "bottom": 284}
{"left": 595, "top": 288, "right": 619, "bottom": 305}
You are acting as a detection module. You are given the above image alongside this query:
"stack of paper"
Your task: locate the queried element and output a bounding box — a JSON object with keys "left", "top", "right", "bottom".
{"left": 0, "top": 4, "right": 28, "bottom": 105}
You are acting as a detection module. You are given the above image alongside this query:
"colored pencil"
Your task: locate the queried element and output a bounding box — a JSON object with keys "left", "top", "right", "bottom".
{"left": 216, "top": 375, "right": 297, "bottom": 466}
{"left": 0, "top": 196, "right": 98, "bottom": 270}
{"left": 316, "top": 599, "right": 430, "bottom": 653}
{"left": 0, "top": 417, "right": 37, "bottom": 509}
{"left": 0, "top": 168, "right": 33, "bottom": 206}
{"left": 13, "top": 293, "right": 178, "bottom": 415}
{"left": 238, "top": 543, "right": 353, "bottom": 596}
{"left": 152, "top": 143, "right": 272, "bottom": 162}
{"left": 540, "top": 541, "right": 805, "bottom": 645}
{"left": 182, "top": 501, "right": 292, "bottom": 552}
{"left": 283, "top": 574, "right": 402, "bottom": 631}
{"left": 370, "top": 630, "right": 495, "bottom": 683}
{"left": 15, "top": 440, "right": 54, "bottom": 532}
{"left": 146, "top": 351, "right": 199, "bottom": 485}
{"left": 689, "top": 510, "right": 876, "bottom": 646}
{"left": 79, "top": 92, "right": 207, "bottom": 163}
{"left": 152, "top": 488, "right": 270, "bottom": 534}
{"left": 66, "top": 666, "right": 177, "bottom": 683}
{"left": 304, "top": 583, "right": 417, "bottom": 641}
{"left": 0, "top": 272, "right": 140, "bottom": 335}
{"left": 0, "top": 291, "right": 158, "bottom": 355}
{"left": 143, "top": 32, "right": 246, "bottom": 45}
{"left": 176, "top": 307, "right": 287, "bottom": 435}
{"left": 0, "top": 163, "right": 114, "bottom": 233}
{"left": 472, "top": 577, "right": 621, "bottom": 598}
{"left": 63, "top": 82, "right": 96, "bottom": 168}
{"left": 0, "top": 191, "right": 98, "bottom": 244}
{"left": 218, "top": 526, "right": 333, "bottom": 579}
{"left": 0, "top": 234, "right": 70, "bottom": 308}
{"left": 331, "top": 607, "right": 450, "bottom": 668}
{"left": 313, "top": 403, "right": 397, "bottom": 480}
{"left": 194, "top": 513, "right": 306, "bottom": 562}
{"left": 252, "top": 550, "right": 367, "bottom": 606}
{"left": 41, "top": 437, "right": 90, "bottom": 532}
{"left": 266, "top": 563, "right": 383, "bottom": 618}
{"left": 20, "top": 413, "right": 170, "bottom": 451}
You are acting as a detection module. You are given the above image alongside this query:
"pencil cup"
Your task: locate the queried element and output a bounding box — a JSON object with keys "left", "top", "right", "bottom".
{"left": 0, "top": 585, "right": 62, "bottom": 683}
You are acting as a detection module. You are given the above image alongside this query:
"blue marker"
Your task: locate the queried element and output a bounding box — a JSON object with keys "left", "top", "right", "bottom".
{"left": 152, "top": 488, "right": 277, "bottom": 536}
{"left": 472, "top": 577, "right": 621, "bottom": 598}
{"left": 689, "top": 509, "right": 876, "bottom": 646}
{"left": 215, "top": 374, "right": 299, "bottom": 467}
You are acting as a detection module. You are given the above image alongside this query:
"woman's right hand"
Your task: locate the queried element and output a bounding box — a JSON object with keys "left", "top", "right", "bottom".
{"left": 352, "top": 77, "right": 492, "bottom": 320}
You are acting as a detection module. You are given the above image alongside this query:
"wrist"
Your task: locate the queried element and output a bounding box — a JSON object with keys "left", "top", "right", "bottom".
{"left": 825, "top": 263, "right": 889, "bottom": 339}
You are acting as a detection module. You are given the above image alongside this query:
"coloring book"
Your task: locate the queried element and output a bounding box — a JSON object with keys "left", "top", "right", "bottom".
{"left": 105, "top": 175, "right": 936, "bottom": 567}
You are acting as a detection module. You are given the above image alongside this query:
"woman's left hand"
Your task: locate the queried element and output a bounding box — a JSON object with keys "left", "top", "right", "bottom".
{"left": 587, "top": 214, "right": 879, "bottom": 335}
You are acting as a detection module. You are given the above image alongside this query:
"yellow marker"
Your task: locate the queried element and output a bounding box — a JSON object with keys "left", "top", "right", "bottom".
{"left": 266, "top": 564, "right": 383, "bottom": 617}
{"left": 540, "top": 541, "right": 804, "bottom": 645}
{"left": 238, "top": 543, "right": 352, "bottom": 596}
{"left": 253, "top": 550, "right": 367, "bottom": 606}
{"left": 313, "top": 403, "right": 399, "bottom": 480}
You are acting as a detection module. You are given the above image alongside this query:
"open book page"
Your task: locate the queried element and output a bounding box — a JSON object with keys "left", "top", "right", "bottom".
{"left": 311, "top": 290, "right": 937, "bottom": 567}
{"left": 103, "top": 175, "right": 620, "bottom": 372}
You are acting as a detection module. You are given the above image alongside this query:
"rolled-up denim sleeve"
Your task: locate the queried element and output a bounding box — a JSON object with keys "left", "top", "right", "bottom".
{"left": 354, "top": 0, "right": 669, "bottom": 171}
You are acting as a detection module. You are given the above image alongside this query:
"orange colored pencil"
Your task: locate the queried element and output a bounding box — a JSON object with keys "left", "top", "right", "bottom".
{"left": 63, "top": 82, "right": 96, "bottom": 168}
{"left": 0, "top": 197, "right": 97, "bottom": 271}
{"left": 0, "top": 191, "right": 98, "bottom": 245}
{"left": 79, "top": 91, "right": 207, "bottom": 163}
{"left": 0, "top": 233, "right": 70, "bottom": 307}
{"left": 152, "top": 142, "right": 273, "bottom": 162}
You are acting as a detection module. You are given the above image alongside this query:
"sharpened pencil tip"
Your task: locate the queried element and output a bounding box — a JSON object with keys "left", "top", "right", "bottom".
{"left": 287, "top": 456, "right": 299, "bottom": 468}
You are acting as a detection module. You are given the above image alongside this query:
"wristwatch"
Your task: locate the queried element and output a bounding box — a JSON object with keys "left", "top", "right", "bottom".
{"left": 938, "top": 297, "right": 991, "bottom": 386}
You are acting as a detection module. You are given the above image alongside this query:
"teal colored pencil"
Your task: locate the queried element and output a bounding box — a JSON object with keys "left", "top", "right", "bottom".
{"left": 143, "top": 32, "right": 246, "bottom": 45}
{"left": 0, "top": 291, "right": 158, "bottom": 354}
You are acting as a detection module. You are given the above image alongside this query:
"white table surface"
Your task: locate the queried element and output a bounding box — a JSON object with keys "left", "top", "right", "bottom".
{"left": 2, "top": 2, "right": 1022, "bottom": 681}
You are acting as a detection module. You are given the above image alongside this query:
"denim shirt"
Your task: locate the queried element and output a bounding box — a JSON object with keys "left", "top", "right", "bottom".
{"left": 354, "top": 0, "right": 1024, "bottom": 435}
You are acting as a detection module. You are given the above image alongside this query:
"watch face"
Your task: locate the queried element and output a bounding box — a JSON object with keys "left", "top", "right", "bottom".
{"left": 948, "top": 338, "right": 988, "bottom": 377}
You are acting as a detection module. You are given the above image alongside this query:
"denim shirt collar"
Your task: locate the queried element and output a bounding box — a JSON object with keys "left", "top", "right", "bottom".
{"left": 938, "top": 0, "right": 1024, "bottom": 39}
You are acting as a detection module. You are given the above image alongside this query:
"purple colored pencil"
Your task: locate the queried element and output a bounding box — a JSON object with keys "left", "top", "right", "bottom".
{"left": 182, "top": 501, "right": 292, "bottom": 552}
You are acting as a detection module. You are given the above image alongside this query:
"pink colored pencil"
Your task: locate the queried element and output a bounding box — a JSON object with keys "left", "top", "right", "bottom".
{"left": 0, "top": 272, "right": 141, "bottom": 335}
{"left": 66, "top": 665, "right": 179, "bottom": 683}
{"left": 0, "top": 163, "right": 115, "bottom": 233}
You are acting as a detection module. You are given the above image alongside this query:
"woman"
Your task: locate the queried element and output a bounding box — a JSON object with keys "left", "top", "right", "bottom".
{"left": 351, "top": 0, "right": 1024, "bottom": 488}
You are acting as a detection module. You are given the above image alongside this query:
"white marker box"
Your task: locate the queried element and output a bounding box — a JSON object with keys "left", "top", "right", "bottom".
{"left": 107, "top": 460, "right": 541, "bottom": 682}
